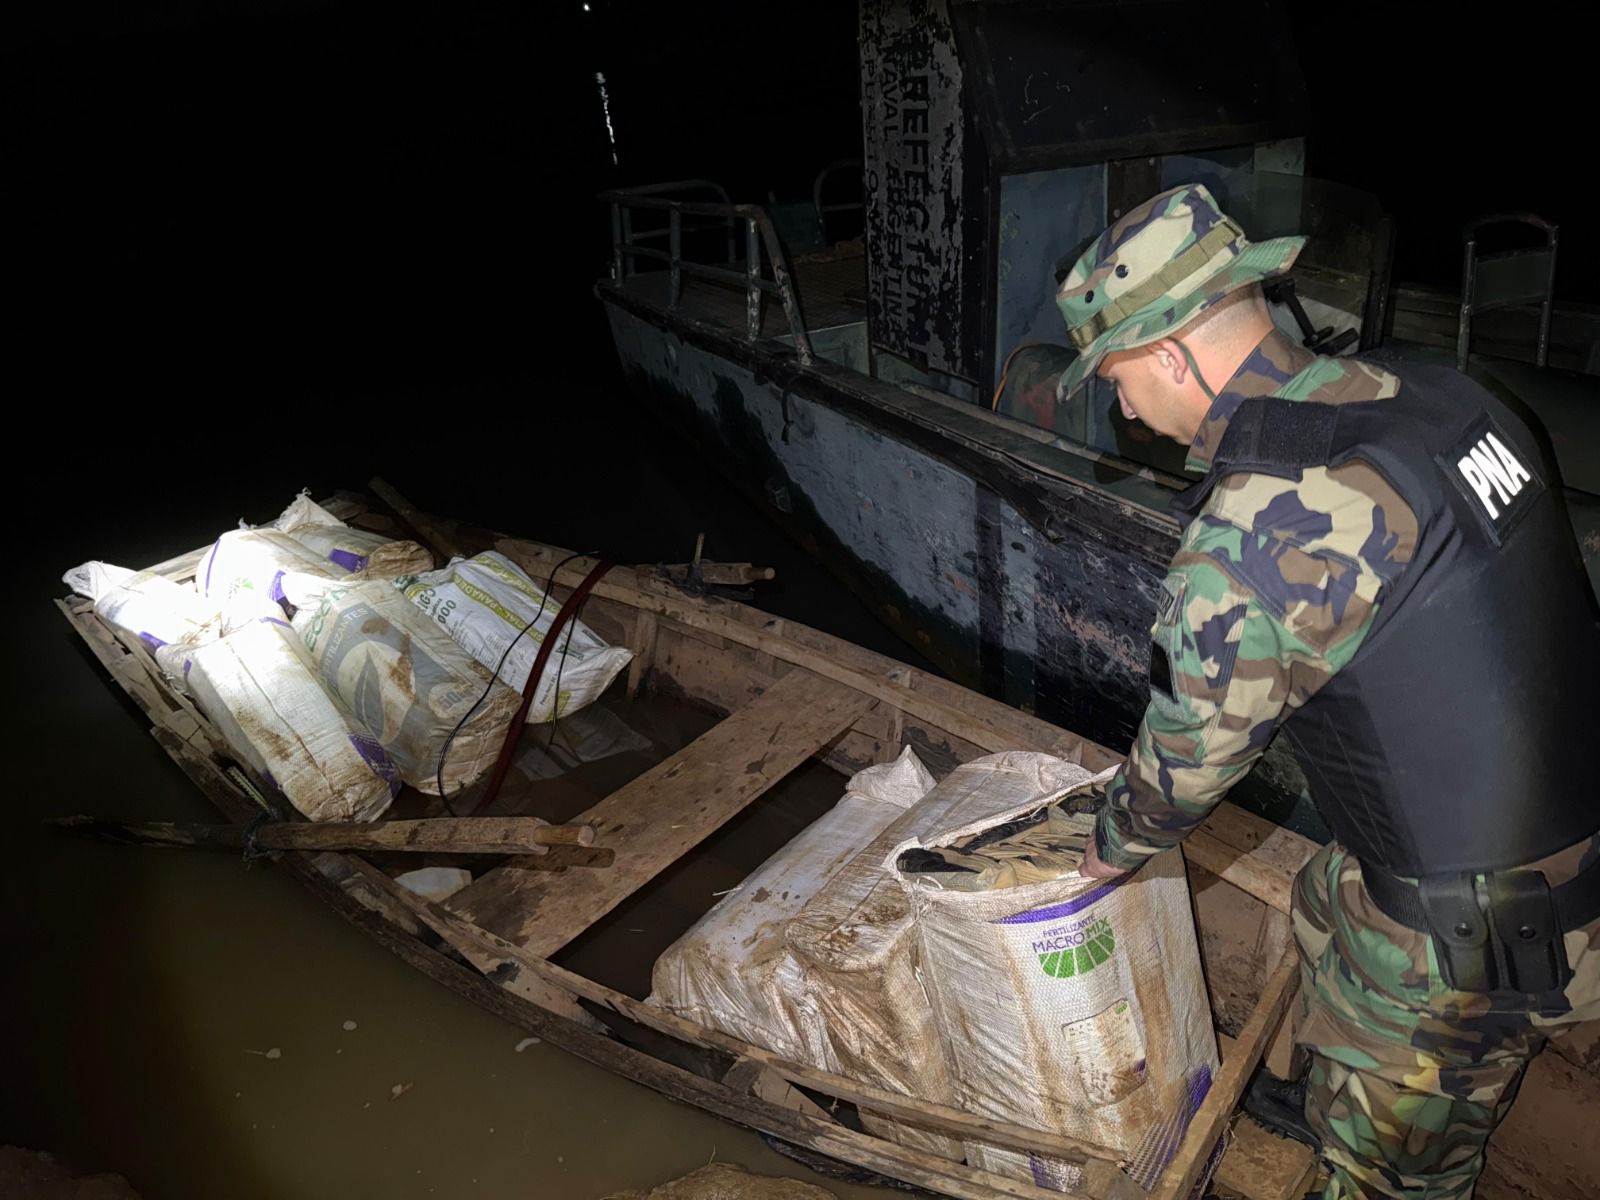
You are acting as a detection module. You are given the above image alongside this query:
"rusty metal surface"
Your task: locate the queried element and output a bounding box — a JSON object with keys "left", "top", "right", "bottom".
{"left": 860, "top": 0, "right": 972, "bottom": 380}
{"left": 948, "top": 1, "right": 1307, "bottom": 171}
{"left": 599, "top": 285, "right": 1326, "bottom": 838}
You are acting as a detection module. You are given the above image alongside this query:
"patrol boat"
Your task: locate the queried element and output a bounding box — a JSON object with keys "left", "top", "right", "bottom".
{"left": 594, "top": 0, "right": 1600, "bottom": 838}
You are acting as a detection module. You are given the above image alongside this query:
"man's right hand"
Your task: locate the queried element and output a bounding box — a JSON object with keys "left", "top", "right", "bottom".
{"left": 1080, "top": 834, "right": 1131, "bottom": 879}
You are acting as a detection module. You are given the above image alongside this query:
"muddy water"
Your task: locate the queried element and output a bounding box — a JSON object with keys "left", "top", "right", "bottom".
{"left": 7, "top": 386, "right": 940, "bottom": 1198}
{"left": 4, "top": 689, "right": 895, "bottom": 1200}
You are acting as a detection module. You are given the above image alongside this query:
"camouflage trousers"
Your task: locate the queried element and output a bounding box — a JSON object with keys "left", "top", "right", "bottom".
{"left": 1291, "top": 842, "right": 1600, "bottom": 1199}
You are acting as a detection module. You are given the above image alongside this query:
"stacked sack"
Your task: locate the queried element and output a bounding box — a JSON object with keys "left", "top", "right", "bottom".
{"left": 69, "top": 494, "right": 637, "bottom": 819}
{"left": 651, "top": 751, "right": 1220, "bottom": 1191}
{"left": 888, "top": 755, "right": 1219, "bottom": 1190}
{"left": 393, "top": 550, "right": 631, "bottom": 724}
{"left": 195, "top": 493, "right": 432, "bottom": 609}
{"left": 282, "top": 571, "right": 521, "bottom": 796}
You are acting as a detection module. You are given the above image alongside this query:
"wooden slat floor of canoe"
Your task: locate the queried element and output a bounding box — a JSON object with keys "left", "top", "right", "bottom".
{"left": 446, "top": 667, "right": 876, "bottom": 953}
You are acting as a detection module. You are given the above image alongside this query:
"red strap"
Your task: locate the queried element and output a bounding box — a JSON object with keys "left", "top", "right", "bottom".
{"left": 470, "top": 558, "right": 614, "bottom": 815}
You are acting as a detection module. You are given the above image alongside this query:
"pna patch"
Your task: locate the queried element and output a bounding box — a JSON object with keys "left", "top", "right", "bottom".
{"left": 1439, "top": 417, "right": 1541, "bottom": 544}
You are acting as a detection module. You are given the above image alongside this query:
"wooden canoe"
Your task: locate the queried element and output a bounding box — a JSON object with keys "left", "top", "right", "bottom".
{"left": 53, "top": 482, "right": 1373, "bottom": 1200}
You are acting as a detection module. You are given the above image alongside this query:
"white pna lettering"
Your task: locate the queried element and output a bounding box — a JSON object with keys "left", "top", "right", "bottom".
{"left": 1457, "top": 433, "right": 1531, "bottom": 519}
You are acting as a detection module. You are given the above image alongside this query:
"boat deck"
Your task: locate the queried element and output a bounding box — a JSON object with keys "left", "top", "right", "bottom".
{"left": 618, "top": 250, "right": 868, "bottom": 340}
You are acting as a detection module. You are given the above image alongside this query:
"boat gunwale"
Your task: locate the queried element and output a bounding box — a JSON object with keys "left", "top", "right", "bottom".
{"left": 595, "top": 277, "right": 1185, "bottom": 561}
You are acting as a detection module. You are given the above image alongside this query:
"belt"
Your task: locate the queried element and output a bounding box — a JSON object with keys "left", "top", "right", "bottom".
{"left": 1361, "top": 853, "right": 1600, "bottom": 993}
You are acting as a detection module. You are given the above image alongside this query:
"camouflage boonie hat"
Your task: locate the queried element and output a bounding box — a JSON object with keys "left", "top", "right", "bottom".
{"left": 1055, "top": 183, "right": 1305, "bottom": 401}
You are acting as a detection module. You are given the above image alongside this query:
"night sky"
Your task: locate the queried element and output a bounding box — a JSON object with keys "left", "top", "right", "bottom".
{"left": 8, "top": 0, "right": 1589, "bottom": 616}
{"left": 9, "top": 1, "right": 1589, "bottom": 418}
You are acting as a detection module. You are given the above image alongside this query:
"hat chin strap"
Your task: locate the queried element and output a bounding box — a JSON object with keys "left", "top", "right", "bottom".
{"left": 1173, "top": 338, "right": 1218, "bottom": 404}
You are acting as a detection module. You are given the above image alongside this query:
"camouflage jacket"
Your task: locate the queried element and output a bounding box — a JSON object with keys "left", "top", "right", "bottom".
{"left": 1095, "top": 329, "right": 1417, "bottom": 870}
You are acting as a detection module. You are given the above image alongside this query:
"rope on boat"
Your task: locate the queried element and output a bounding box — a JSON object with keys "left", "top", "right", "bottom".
{"left": 241, "top": 811, "right": 274, "bottom": 864}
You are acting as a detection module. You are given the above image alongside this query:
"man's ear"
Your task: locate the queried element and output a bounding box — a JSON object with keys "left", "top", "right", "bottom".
{"left": 1150, "top": 338, "right": 1190, "bottom": 385}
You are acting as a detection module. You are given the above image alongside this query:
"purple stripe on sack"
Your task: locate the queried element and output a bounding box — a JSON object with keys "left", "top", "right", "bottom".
{"left": 1125, "top": 1064, "right": 1215, "bottom": 1188}
{"left": 183, "top": 659, "right": 192, "bottom": 678}
{"left": 202, "top": 536, "right": 223, "bottom": 595}
{"left": 1029, "top": 1157, "right": 1054, "bottom": 1189}
{"left": 329, "top": 549, "right": 368, "bottom": 573}
{"left": 989, "top": 863, "right": 1141, "bottom": 925}
{"left": 258, "top": 616, "right": 293, "bottom": 630}
{"left": 348, "top": 731, "right": 400, "bottom": 791}
{"left": 268, "top": 569, "right": 287, "bottom": 603}
{"left": 138, "top": 631, "right": 167, "bottom": 652}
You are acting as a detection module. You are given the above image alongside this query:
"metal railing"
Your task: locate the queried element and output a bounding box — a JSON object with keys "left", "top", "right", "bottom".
{"left": 1458, "top": 212, "right": 1559, "bottom": 371}
{"left": 601, "top": 186, "right": 814, "bottom": 365}
{"left": 608, "top": 179, "right": 739, "bottom": 266}
{"left": 812, "top": 159, "right": 863, "bottom": 245}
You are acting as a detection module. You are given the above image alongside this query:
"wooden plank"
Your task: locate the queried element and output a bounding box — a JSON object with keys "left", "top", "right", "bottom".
{"left": 653, "top": 622, "right": 773, "bottom": 705}
{"left": 884, "top": 704, "right": 906, "bottom": 761}
{"left": 369, "top": 476, "right": 465, "bottom": 562}
{"left": 497, "top": 538, "right": 1103, "bottom": 767}
{"left": 1153, "top": 948, "right": 1301, "bottom": 1200}
{"left": 626, "top": 611, "right": 659, "bottom": 698}
{"left": 446, "top": 668, "right": 875, "bottom": 953}
{"left": 46, "top": 814, "right": 601, "bottom": 856}
{"left": 151, "top": 726, "right": 293, "bottom": 820}
{"left": 1185, "top": 802, "right": 1321, "bottom": 917}
{"left": 1184, "top": 831, "right": 1297, "bottom": 916}
{"left": 130, "top": 664, "right": 212, "bottom": 745}
{"left": 722, "top": 1058, "right": 834, "bottom": 1121}
{"left": 1213, "top": 1115, "right": 1317, "bottom": 1200}
{"left": 657, "top": 561, "right": 777, "bottom": 587}
{"left": 351, "top": 856, "right": 1128, "bottom": 1170}
{"left": 340, "top": 863, "right": 606, "bottom": 1031}
{"left": 64, "top": 592, "right": 295, "bottom": 824}
{"left": 1199, "top": 804, "right": 1321, "bottom": 874}
{"left": 68, "top": 601, "right": 224, "bottom": 754}
{"left": 305, "top": 852, "right": 421, "bottom": 937}
{"left": 753, "top": 616, "right": 783, "bottom": 677}
{"left": 846, "top": 704, "right": 898, "bottom": 747}
{"left": 1264, "top": 998, "right": 1299, "bottom": 1081}
{"left": 63, "top": 600, "right": 176, "bottom": 727}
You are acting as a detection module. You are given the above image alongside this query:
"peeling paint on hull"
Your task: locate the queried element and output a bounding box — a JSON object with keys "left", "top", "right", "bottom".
{"left": 602, "top": 292, "right": 1324, "bottom": 837}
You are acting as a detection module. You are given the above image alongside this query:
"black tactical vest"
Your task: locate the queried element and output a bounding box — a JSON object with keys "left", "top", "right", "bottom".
{"left": 1171, "top": 364, "right": 1600, "bottom": 877}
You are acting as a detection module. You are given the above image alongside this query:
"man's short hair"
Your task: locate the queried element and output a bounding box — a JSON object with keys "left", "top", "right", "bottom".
{"left": 1180, "top": 283, "right": 1267, "bottom": 343}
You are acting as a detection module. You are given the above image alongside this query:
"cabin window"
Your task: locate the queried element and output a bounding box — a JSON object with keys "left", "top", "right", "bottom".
{"left": 989, "top": 152, "right": 1389, "bottom": 492}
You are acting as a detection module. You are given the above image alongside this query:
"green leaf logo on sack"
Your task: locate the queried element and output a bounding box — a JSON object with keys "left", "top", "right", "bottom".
{"left": 1033, "top": 915, "right": 1115, "bottom": 979}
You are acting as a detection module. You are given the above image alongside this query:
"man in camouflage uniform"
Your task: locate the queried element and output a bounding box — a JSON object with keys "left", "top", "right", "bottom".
{"left": 1060, "top": 184, "right": 1600, "bottom": 1197}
